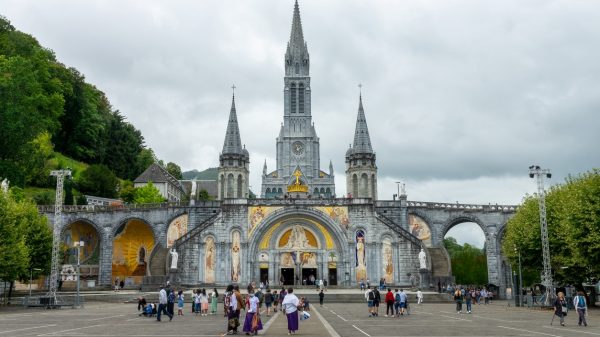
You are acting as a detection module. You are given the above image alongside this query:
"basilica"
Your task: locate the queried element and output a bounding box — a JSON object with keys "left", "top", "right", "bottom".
{"left": 53, "top": 1, "right": 516, "bottom": 296}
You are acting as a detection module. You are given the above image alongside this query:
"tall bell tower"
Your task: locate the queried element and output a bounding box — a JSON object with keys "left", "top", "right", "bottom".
{"left": 261, "top": 0, "right": 335, "bottom": 198}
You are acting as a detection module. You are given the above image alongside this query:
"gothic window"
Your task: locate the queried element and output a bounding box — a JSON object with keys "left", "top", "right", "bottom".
{"left": 290, "top": 83, "right": 297, "bottom": 114}
{"left": 326, "top": 188, "right": 331, "bottom": 197}
{"left": 227, "top": 174, "right": 234, "bottom": 198}
{"left": 295, "top": 62, "right": 300, "bottom": 74}
{"left": 360, "top": 173, "right": 369, "bottom": 197}
{"left": 228, "top": 160, "right": 233, "bottom": 166}
{"left": 299, "top": 83, "right": 305, "bottom": 114}
{"left": 371, "top": 174, "right": 376, "bottom": 199}
{"left": 352, "top": 174, "right": 358, "bottom": 197}
{"left": 278, "top": 188, "right": 283, "bottom": 194}
{"left": 314, "top": 188, "right": 319, "bottom": 195}
{"left": 237, "top": 174, "right": 243, "bottom": 198}
{"left": 320, "top": 188, "right": 325, "bottom": 194}
{"left": 220, "top": 174, "right": 225, "bottom": 199}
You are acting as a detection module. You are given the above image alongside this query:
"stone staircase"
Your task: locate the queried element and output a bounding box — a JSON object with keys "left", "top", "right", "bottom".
{"left": 428, "top": 247, "right": 452, "bottom": 283}
{"left": 149, "top": 245, "right": 168, "bottom": 277}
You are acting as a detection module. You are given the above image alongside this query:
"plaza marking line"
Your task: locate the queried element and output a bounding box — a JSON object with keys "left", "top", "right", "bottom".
{"left": 497, "top": 325, "right": 564, "bottom": 337}
{"left": 543, "top": 326, "right": 600, "bottom": 336}
{"left": 37, "top": 324, "right": 104, "bottom": 336}
{"left": 352, "top": 324, "right": 371, "bottom": 337}
{"left": 87, "top": 314, "right": 125, "bottom": 321}
{"left": 0, "top": 324, "right": 56, "bottom": 335}
{"left": 312, "top": 306, "right": 341, "bottom": 337}
{"left": 258, "top": 310, "right": 280, "bottom": 335}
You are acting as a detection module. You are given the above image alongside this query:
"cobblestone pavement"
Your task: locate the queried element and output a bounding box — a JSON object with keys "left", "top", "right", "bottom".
{"left": 0, "top": 301, "right": 597, "bottom": 337}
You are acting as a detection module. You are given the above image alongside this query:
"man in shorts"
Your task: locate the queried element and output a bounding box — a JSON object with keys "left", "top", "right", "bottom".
{"left": 373, "top": 286, "right": 381, "bottom": 317}
{"left": 365, "top": 287, "right": 375, "bottom": 317}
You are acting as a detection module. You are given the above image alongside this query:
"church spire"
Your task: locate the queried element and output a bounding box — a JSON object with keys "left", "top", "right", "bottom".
{"left": 352, "top": 94, "right": 373, "bottom": 153}
{"left": 285, "top": 0, "right": 309, "bottom": 77}
{"left": 222, "top": 92, "right": 243, "bottom": 155}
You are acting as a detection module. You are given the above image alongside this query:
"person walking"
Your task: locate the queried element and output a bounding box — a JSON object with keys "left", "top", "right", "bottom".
{"left": 573, "top": 290, "right": 588, "bottom": 326}
{"left": 114, "top": 277, "right": 119, "bottom": 292}
{"left": 454, "top": 289, "right": 463, "bottom": 314}
{"left": 177, "top": 290, "right": 184, "bottom": 316}
{"left": 399, "top": 289, "right": 408, "bottom": 316}
{"left": 553, "top": 291, "right": 568, "bottom": 326}
{"left": 200, "top": 289, "right": 209, "bottom": 316}
{"left": 465, "top": 288, "right": 472, "bottom": 314}
{"left": 242, "top": 292, "right": 263, "bottom": 335}
{"left": 210, "top": 288, "right": 219, "bottom": 315}
{"left": 393, "top": 289, "right": 401, "bottom": 317}
{"left": 417, "top": 289, "right": 423, "bottom": 305}
{"left": 157, "top": 286, "right": 173, "bottom": 322}
{"left": 365, "top": 287, "right": 375, "bottom": 317}
{"left": 273, "top": 290, "right": 279, "bottom": 312}
{"left": 167, "top": 287, "right": 175, "bottom": 316}
{"left": 279, "top": 287, "right": 287, "bottom": 312}
{"left": 319, "top": 289, "right": 325, "bottom": 307}
{"left": 226, "top": 285, "right": 243, "bottom": 335}
{"left": 385, "top": 288, "right": 394, "bottom": 317}
{"left": 373, "top": 286, "right": 381, "bottom": 317}
{"left": 281, "top": 288, "right": 300, "bottom": 335}
{"left": 264, "top": 289, "right": 273, "bottom": 316}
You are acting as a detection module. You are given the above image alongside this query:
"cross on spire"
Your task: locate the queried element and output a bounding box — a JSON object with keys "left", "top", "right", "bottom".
{"left": 358, "top": 83, "right": 362, "bottom": 96}
{"left": 231, "top": 84, "right": 236, "bottom": 96}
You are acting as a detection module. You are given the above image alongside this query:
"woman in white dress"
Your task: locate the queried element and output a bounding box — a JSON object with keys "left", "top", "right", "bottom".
{"left": 281, "top": 288, "right": 301, "bottom": 335}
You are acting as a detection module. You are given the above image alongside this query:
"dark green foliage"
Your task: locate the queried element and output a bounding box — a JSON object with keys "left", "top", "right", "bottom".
{"left": 76, "top": 164, "right": 118, "bottom": 198}
{"left": 0, "top": 16, "right": 154, "bottom": 186}
{"left": 119, "top": 180, "right": 136, "bottom": 203}
{"left": 444, "top": 237, "right": 488, "bottom": 285}
{"left": 198, "top": 189, "right": 212, "bottom": 201}
{"left": 133, "top": 182, "right": 165, "bottom": 204}
{"left": 166, "top": 162, "right": 183, "bottom": 180}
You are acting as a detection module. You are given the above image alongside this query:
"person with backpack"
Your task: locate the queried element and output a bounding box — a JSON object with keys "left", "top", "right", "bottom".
{"left": 279, "top": 287, "right": 287, "bottom": 312}
{"left": 373, "top": 287, "right": 381, "bottom": 316}
{"left": 365, "top": 287, "right": 375, "bottom": 317}
{"left": 384, "top": 288, "right": 395, "bottom": 317}
{"left": 394, "top": 289, "right": 401, "bottom": 317}
{"left": 454, "top": 289, "right": 463, "bottom": 314}
{"left": 254, "top": 288, "right": 264, "bottom": 310}
{"left": 273, "top": 290, "right": 279, "bottom": 312}
{"left": 573, "top": 290, "right": 588, "bottom": 326}
{"left": 264, "top": 289, "right": 273, "bottom": 316}
{"left": 167, "top": 287, "right": 176, "bottom": 316}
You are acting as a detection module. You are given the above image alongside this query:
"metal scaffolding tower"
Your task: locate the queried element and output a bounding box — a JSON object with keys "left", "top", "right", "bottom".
{"left": 47, "top": 169, "right": 71, "bottom": 303}
{"left": 528, "top": 165, "right": 553, "bottom": 306}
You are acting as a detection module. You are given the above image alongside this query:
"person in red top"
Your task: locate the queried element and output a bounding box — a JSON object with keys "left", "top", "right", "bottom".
{"left": 385, "top": 288, "right": 395, "bottom": 317}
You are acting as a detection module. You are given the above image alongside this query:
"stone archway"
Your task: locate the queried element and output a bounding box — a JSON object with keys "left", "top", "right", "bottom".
{"left": 61, "top": 219, "right": 102, "bottom": 285}
{"left": 248, "top": 208, "right": 348, "bottom": 287}
{"left": 112, "top": 218, "right": 157, "bottom": 286}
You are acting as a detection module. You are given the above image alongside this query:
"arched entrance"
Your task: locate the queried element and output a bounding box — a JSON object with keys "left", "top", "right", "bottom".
{"left": 248, "top": 210, "right": 347, "bottom": 288}
{"left": 443, "top": 218, "right": 488, "bottom": 286}
{"left": 62, "top": 220, "right": 101, "bottom": 283}
{"left": 112, "top": 219, "right": 155, "bottom": 286}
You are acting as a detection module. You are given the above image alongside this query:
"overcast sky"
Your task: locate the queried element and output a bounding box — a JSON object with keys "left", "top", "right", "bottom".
{"left": 2, "top": 0, "right": 599, "bottom": 246}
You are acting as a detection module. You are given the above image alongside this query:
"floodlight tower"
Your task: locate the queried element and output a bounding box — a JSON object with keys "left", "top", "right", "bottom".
{"left": 528, "top": 165, "right": 552, "bottom": 305}
{"left": 47, "top": 169, "right": 71, "bottom": 303}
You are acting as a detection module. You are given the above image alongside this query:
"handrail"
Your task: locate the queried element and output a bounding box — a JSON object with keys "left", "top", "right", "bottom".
{"left": 38, "top": 201, "right": 221, "bottom": 213}
{"left": 376, "top": 213, "right": 422, "bottom": 247}
{"left": 173, "top": 211, "right": 222, "bottom": 248}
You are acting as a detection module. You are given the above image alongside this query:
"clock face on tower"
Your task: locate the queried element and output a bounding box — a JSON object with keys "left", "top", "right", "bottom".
{"left": 292, "top": 141, "right": 304, "bottom": 155}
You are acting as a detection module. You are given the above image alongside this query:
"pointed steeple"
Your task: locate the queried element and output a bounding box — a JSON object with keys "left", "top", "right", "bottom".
{"left": 263, "top": 159, "right": 267, "bottom": 176}
{"left": 222, "top": 94, "right": 243, "bottom": 155}
{"left": 285, "top": 0, "right": 309, "bottom": 77}
{"left": 289, "top": 0, "right": 305, "bottom": 50}
{"left": 352, "top": 94, "right": 373, "bottom": 153}
{"left": 329, "top": 160, "right": 334, "bottom": 176}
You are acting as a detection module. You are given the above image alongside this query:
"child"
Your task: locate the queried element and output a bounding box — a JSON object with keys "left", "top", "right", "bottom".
{"left": 177, "top": 290, "right": 184, "bottom": 316}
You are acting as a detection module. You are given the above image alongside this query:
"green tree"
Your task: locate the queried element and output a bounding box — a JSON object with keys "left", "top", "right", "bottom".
{"left": 444, "top": 237, "right": 488, "bottom": 285}
{"left": 198, "top": 189, "right": 212, "bottom": 201}
{"left": 166, "top": 162, "right": 182, "bottom": 180}
{"left": 502, "top": 169, "right": 600, "bottom": 287}
{"left": 15, "top": 194, "right": 52, "bottom": 281}
{"left": 119, "top": 180, "right": 136, "bottom": 203}
{"left": 0, "top": 190, "right": 29, "bottom": 298}
{"left": 76, "top": 164, "right": 118, "bottom": 198}
{"left": 133, "top": 182, "right": 165, "bottom": 204}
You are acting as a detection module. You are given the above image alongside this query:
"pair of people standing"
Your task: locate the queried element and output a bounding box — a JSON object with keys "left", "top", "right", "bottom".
{"left": 365, "top": 286, "right": 381, "bottom": 317}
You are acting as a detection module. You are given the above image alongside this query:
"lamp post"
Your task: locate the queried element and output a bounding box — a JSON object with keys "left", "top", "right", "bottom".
{"left": 74, "top": 240, "right": 84, "bottom": 307}
{"left": 514, "top": 247, "right": 523, "bottom": 307}
{"left": 29, "top": 268, "right": 42, "bottom": 298}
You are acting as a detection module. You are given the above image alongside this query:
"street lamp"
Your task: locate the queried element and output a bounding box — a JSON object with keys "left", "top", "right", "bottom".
{"left": 29, "top": 268, "right": 42, "bottom": 298}
{"left": 74, "top": 240, "right": 84, "bottom": 307}
{"left": 514, "top": 247, "right": 523, "bottom": 307}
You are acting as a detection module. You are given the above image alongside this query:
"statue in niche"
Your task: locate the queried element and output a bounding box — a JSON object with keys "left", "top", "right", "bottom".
{"left": 170, "top": 248, "right": 178, "bottom": 269}
{"left": 285, "top": 225, "right": 314, "bottom": 249}
{"left": 231, "top": 231, "right": 241, "bottom": 282}
{"left": 418, "top": 248, "right": 427, "bottom": 270}
{"left": 355, "top": 230, "right": 366, "bottom": 282}
{"left": 1, "top": 178, "right": 8, "bottom": 193}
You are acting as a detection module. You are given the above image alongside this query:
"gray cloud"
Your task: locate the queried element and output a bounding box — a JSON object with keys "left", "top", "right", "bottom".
{"left": 2, "top": 0, "right": 599, "bottom": 207}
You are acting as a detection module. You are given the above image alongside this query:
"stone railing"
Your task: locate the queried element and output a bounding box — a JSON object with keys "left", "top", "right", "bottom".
{"left": 376, "top": 214, "right": 422, "bottom": 247}
{"left": 405, "top": 201, "right": 518, "bottom": 212}
{"left": 37, "top": 201, "right": 221, "bottom": 213}
{"left": 245, "top": 197, "right": 372, "bottom": 207}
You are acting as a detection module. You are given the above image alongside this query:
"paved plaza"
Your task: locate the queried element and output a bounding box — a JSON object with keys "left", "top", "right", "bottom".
{"left": 0, "top": 300, "right": 597, "bottom": 337}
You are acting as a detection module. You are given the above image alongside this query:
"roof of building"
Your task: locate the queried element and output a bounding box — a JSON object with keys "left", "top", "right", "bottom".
{"left": 134, "top": 163, "right": 185, "bottom": 193}
{"left": 222, "top": 95, "right": 244, "bottom": 155}
{"left": 351, "top": 95, "right": 373, "bottom": 154}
